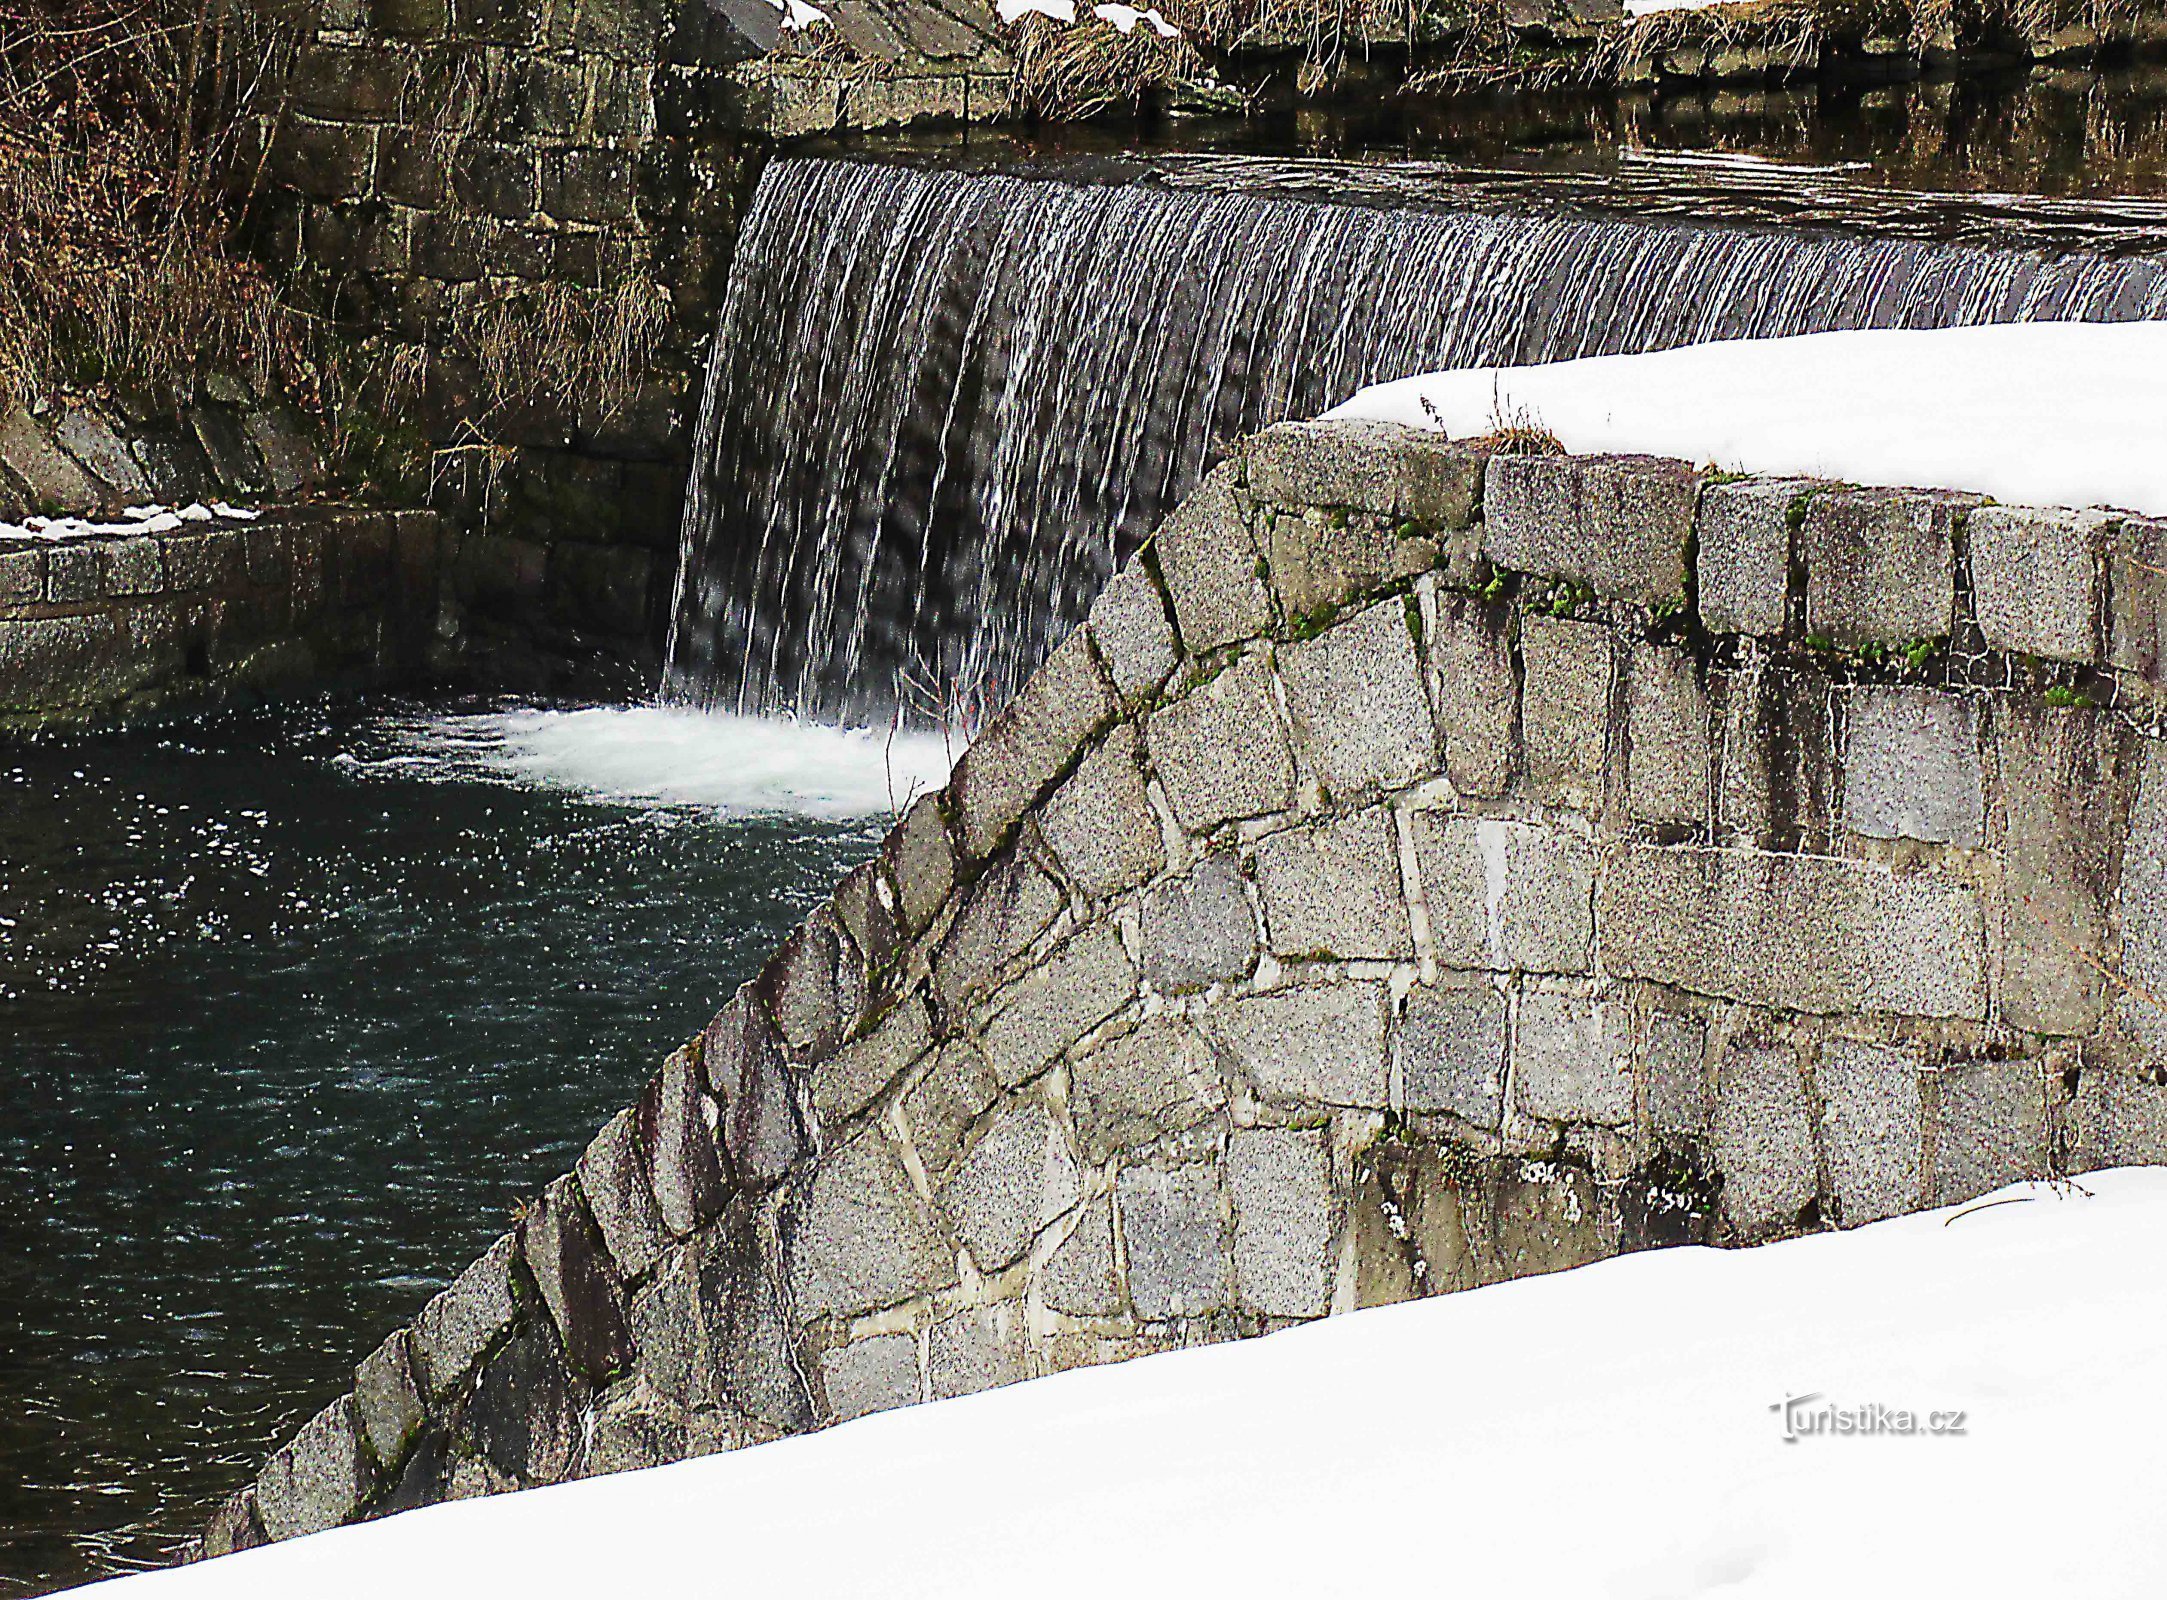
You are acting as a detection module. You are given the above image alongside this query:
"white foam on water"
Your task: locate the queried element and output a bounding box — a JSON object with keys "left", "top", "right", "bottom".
{"left": 378, "top": 706, "right": 954, "bottom": 820}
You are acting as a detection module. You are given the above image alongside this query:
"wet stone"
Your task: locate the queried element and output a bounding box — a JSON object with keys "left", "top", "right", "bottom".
{"left": 462, "top": 1319, "right": 587, "bottom": 1487}
{"left": 639, "top": 1047, "right": 727, "bottom": 1238}
{"left": 704, "top": 988, "right": 804, "bottom": 1186}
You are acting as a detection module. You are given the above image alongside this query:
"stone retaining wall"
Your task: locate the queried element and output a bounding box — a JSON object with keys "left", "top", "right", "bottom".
{"left": 187, "top": 417, "right": 2167, "bottom": 1558}
{"left": 0, "top": 508, "right": 446, "bottom": 730}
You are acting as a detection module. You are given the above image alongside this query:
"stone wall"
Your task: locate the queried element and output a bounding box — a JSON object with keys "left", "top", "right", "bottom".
{"left": 0, "top": 507, "right": 445, "bottom": 729}
{"left": 186, "top": 416, "right": 2167, "bottom": 1557}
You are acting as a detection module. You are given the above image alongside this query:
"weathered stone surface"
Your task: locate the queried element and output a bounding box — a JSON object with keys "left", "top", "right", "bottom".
{"left": 353, "top": 1329, "right": 425, "bottom": 1476}
{"left": 1145, "top": 653, "right": 1296, "bottom": 833}
{"left": 1401, "top": 979, "right": 1506, "bottom": 1126}
{"left": 695, "top": 1214, "right": 814, "bottom": 1435}
{"left": 1640, "top": 1011, "right": 1710, "bottom": 1135}
{"left": 820, "top": 1333, "right": 920, "bottom": 1422}
{"left": 1930, "top": 1062, "right": 2047, "bottom": 1205}
{"left": 0, "top": 546, "right": 41, "bottom": 604}
{"left": 1600, "top": 843, "right": 1988, "bottom": 1021}
{"left": 0, "top": 405, "right": 101, "bottom": 510}
{"left": 101, "top": 537, "right": 163, "bottom": 597}
{"left": 255, "top": 1396, "right": 366, "bottom": 1541}
{"left": 1254, "top": 806, "right": 1412, "bottom": 960}
{"left": 628, "top": 1243, "right": 714, "bottom": 1412}
{"left": 1709, "top": 1042, "right": 1817, "bottom": 1239}
{"left": 576, "top": 1109, "right": 668, "bottom": 1281}
{"left": 198, "top": 1489, "right": 266, "bottom": 1558}
{"left": 582, "top": 1385, "right": 691, "bottom": 1479}
{"left": 1070, "top": 1016, "right": 1226, "bottom": 1161}
{"left": 1151, "top": 464, "right": 1272, "bottom": 653}
{"left": 900, "top": 1038, "right": 1001, "bottom": 1178}
{"left": 1801, "top": 488, "right": 1965, "bottom": 648}
{"left": 978, "top": 922, "right": 1136, "bottom": 1088}
{"left": 1263, "top": 506, "right": 1439, "bottom": 624}
{"left": 1204, "top": 982, "right": 1390, "bottom": 1107}
{"left": 1036, "top": 724, "right": 1164, "bottom": 899}
{"left": 829, "top": 857, "right": 902, "bottom": 989}
{"left": 1626, "top": 642, "right": 1708, "bottom": 829}
{"left": 1482, "top": 1161, "right": 1611, "bottom": 1281}
{"left": 702, "top": 988, "right": 804, "bottom": 1186}
{"left": 1998, "top": 706, "right": 2124, "bottom": 1037}
{"left": 2117, "top": 743, "right": 2167, "bottom": 1061}
{"left": 520, "top": 1175, "right": 635, "bottom": 1384}
{"left": 2065, "top": 1067, "right": 2167, "bottom": 1172}
{"left": 884, "top": 793, "right": 955, "bottom": 937}
{"left": 1137, "top": 853, "right": 1256, "bottom": 993}
{"left": 1087, "top": 558, "right": 1179, "bottom": 707}
{"left": 1040, "top": 1193, "right": 1124, "bottom": 1315}
{"left": 1414, "top": 814, "right": 1594, "bottom": 975}
{"left": 1276, "top": 598, "right": 1436, "bottom": 801}
{"left": 2108, "top": 517, "right": 2167, "bottom": 683}
{"left": 1969, "top": 504, "right": 2107, "bottom": 663}
{"left": 1352, "top": 1138, "right": 1479, "bottom": 1306}
{"left": 1426, "top": 593, "right": 1517, "bottom": 798}
{"left": 1227, "top": 1126, "right": 1334, "bottom": 1318}
{"left": 463, "top": 1319, "right": 588, "bottom": 1486}
{"left": 1483, "top": 453, "right": 1697, "bottom": 608}
{"left": 758, "top": 909, "right": 863, "bottom": 1064}
{"left": 950, "top": 626, "right": 1119, "bottom": 862}
{"left": 410, "top": 1231, "right": 519, "bottom": 1400}
{"left": 787, "top": 1133, "right": 957, "bottom": 1321}
{"left": 1242, "top": 418, "right": 1484, "bottom": 528}
{"left": 1117, "top": 1165, "right": 1229, "bottom": 1319}
{"left": 1842, "top": 686, "right": 1983, "bottom": 847}
{"left": 940, "top": 1100, "right": 1082, "bottom": 1270}
{"left": 931, "top": 844, "right": 1064, "bottom": 1016}
{"left": 638, "top": 1047, "right": 727, "bottom": 1237}
{"left": 1519, "top": 613, "right": 1612, "bottom": 811}
{"left": 1513, "top": 992, "right": 1633, "bottom": 1126}
{"left": 1698, "top": 477, "right": 1814, "bottom": 637}
{"left": 929, "top": 1303, "right": 1027, "bottom": 1399}
{"left": 1817, "top": 1039, "right": 1923, "bottom": 1226}
{"left": 813, "top": 992, "right": 933, "bottom": 1126}
{"left": 52, "top": 407, "right": 151, "bottom": 501}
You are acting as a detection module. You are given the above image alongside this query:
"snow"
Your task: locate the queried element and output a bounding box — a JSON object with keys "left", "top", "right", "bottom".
{"left": 95, "top": 1169, "right": 2167, "bottom": 1598}
{"left": 1092, "top": 3, "right": 1181, "bottom": 35}
{"left": 772, "top": 0, "right": 828, "bottom": 29}
{"left": 998, "top": 0, "right": 1078, "bottom": 21}
{"left": 1625, "top": 0, "right": 1763, "bottom": 14}
{"left": 0, "top": 501, "right": 262, "bottom": 543}
{"left": 1328, "top": 321, "right": 2167, "bottom": 518}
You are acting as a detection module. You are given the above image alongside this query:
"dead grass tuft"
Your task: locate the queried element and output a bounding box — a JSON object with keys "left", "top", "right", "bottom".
{"left": 1009, "top": 12, "right": 1209, "bottom": 119}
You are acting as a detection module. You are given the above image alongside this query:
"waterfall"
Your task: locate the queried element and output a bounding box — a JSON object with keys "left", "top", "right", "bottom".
{"left": 668, "top": 155, "right": 2167, "bottom": 724}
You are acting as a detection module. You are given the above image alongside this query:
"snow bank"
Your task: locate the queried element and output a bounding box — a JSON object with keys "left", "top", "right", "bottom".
{"left": 104, "top": 1170, "right": 2167, "bottom": 1598}
{"left": 0, "top": 502, "right": 262, "bottom": 543}
{"left": 1328, "top": 321, "right": 2167, "bottom": 518}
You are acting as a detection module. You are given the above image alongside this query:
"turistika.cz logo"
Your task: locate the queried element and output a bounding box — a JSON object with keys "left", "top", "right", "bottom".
{"left": 1772, "top": 1393, "right": 1969, "bottom": 1442}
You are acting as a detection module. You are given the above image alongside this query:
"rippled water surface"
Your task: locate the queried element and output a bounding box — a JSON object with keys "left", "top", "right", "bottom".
{"left": 0, "top": 699, "right": 926, "bottom": 1596}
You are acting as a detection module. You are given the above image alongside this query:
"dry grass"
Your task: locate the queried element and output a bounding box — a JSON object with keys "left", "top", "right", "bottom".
{"left": 1009, "top": 12, "right": 1209, "bottom": 118}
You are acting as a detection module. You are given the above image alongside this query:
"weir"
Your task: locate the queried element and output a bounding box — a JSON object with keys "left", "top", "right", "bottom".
{"left": 667, "top": 153, "right": 2167, "bottom": 723}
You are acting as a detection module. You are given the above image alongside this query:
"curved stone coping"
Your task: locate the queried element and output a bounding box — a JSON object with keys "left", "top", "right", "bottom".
{"left": 190, "top": 418, "right": 2167, "bottom": 1560}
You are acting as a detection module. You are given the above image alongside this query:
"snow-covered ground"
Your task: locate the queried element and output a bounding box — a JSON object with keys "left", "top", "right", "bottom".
{"left": 1330, "top": 321, "right": 2167, "bottom": 518}
{"left": 101, "top": 1169, "right": 2167, "bottom": 1598}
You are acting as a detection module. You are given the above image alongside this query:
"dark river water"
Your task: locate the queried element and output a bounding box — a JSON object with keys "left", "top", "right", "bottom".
{"left": 0, "top": 699, "right": 924, "bottom": 1595}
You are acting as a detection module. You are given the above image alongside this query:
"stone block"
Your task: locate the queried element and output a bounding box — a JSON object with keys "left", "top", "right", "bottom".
{"left": 758, "top": 908, "right": 864, "bottom": 1064}
{"left": 978, "top": 922, "right": 1136, "bottom": 1088}
{"left": 1698, "top": 477, "right": 1814, "bottom": 636}
{"left": 812, "top": 992, "right": 933, "bottom": 1126}
{"left": 1204, "top": 982, "right": 1390, "bottom": 1107}
{"left": 1401, "top": 979, "right": 1507, "bottom": 1126}
{"left": 1263, "top": 506, "right": 1441, "bottom": 625}
{"left": 1842, "top": 686, "right": 1983, "bottom": 847}
{"left": 1040, "top": 1194, "right": 1123, "bottom": 1315}
{"left": 52, "top": 407, "right": 150, "bottom": 501}
{"left": 1070, "top": 1017, "right": 1227, "bottom": 1162}
{"left": 1277, "top": 597, "right": 1437, "bottom": 802}
{"left": 0, "top": 406, "right": 100, "bottom": 511}
{"left": 1241, "top": 418, "right": 1484, "bottom": 528}
{"left": 787, "top": 1133, "right": 957, "bottom": 1321}
{"left": 520, "top": 1175, "right": 634, "bottom": 1385}
{"left": 1997, "top": 705, "right": 2123, "bottom": 1037}
{"left": 1709, "top": 1043, "right": 1817, "bottom": 1240}
{"left": 96, "top": 537, "right": 161, "bottom": 598}
{"left": 199, "top": 1489, "right": 266, "bottom": 1558}
{"left": 1222, "top": 1127, "right": 1335, "bottom": 1319}
{"left": 353, "top": 1330, "right": 425, "bottom": 1475}
{"left": 1969, "top": 504, "right": 2107, "bottom": 664}
{"left": 370, "top": 0, "right": 448, "bottom": 36}
{"left": 628, "top": 1242, "right": 713, "bottom": 1412}
{"left": 583, "top": 1387, "right": 689, "bottom": 1479}
{"left": 883, "top": 793, "right": 955, "bottom": 936}
{"left": 255, "top": 1397, "right": 366, "bottom": 1541}
{"left": 1817, "top": 1039, "right": 1923, "bottom": 1226}
{"left": 2108, "top": 517, "right": 2167, "bottom": 683}
{"left": 1254, "top": 806, "right": 1412, "bottom": 960}
{"left": 576, "top": 1109, "right": 668, "bottom": 1281}
{"left": 1427, "top": 593, "right": 1517, "bottom": 798}
{"left": 2065, "top": 1067, "right": 2167, "bottom": 1173}
{"left": 1137, "top": 853, "right": 1257, "bottom": 993}
{"left": 164, "top": 530, "right": 243, "bottom": 593}
{"left": 703, "top": 989, "right": 804, "bottom": 1186}
{"left": 0, "top": 546, "right": 43, "bottom": 605}
{"left": 45, "top": 543, "right": 100, "bottom": 603}
{"left": 1036, "top": 724, "right": 1164, "bottom": 900}
{"left": 1801, "top": 488, "right": 1965, "bottom": 648}
{"left": 543, "top": 147, "right": 636, "bottom": 224}
{"left": 1483, "top": 453, "right": 1697, "bottom": 608}
{"left": 1513, "top": 992, "right": 1633, "bottom": 1126}
{"left": 271, "top": 118, "right": 378, "bottom": 200}
{"left": 1640, "top": 1012, "right": 1710, "bottom": 1135}
{"left": 1930, "top": 1062, "right": 2048, "bottom": 1205}
{"left": 1626, "top": 642, "right": 1708, "bottom": 829}
{"left": 931, "top": 845, "right": 1064, "bottom": 1016}
{"left": 1481, "top": 1161, "right": 1611, "bottom": 1281}
{"left": 1414, "top": 814, "right": 1595, "bottom": 975}
{"left": 2117, "top": 744, "right": 2167, "bottom": 1061}
{"left": 929, "top": 1304, "right": 1027, "bottom": 1399}
{"left": 1599, "top": 843, "right": 1987, "bottom": 1021}
{"left": 1087, "top": 558, "right": 1178, "bottom": 706}
{"left": 410, "top": 1231, "right": 519, "bottom": 1400}
{"left": 820, "top": 1333, "right": 920, "bottom": 1422}
{"left": 829, "top": 857, "right": 903, "bottom": 982}
{"left": 950, "top": 626, "right": 1118, "bottom": 861}
{"left": 1151, "top": 464, "right": 1272, "bottom": 654}
{"left": 1519, "top": 613, "right": 1612, "bottom": 811}
{"left": 695, "top": 1218, "right": 813, "bottom": 1434}
{"left": 940, "top": 1101, "right": 1082, "bottom": 1270}
{"left": 638, "top": 1047, "right": 727, "bottom": 1237}
{"left": 1145, "top": 653, "right": 1296, "bottom": 833}
{"left": 1117, "top": 1165, "right": 1229, "bottom": 1319}
{"left": 900, "top": 1040, "right": 1000, "bottom": 1178}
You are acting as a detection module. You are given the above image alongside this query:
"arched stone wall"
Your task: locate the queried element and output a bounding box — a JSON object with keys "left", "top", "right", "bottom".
{"left": 192, "top": 416, "right": 2167, "bottom": 1557}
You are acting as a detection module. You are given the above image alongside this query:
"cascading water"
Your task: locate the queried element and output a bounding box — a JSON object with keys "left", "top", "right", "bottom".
{"left": 668, "top": 154, "right": 2167, "bottom": 724}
